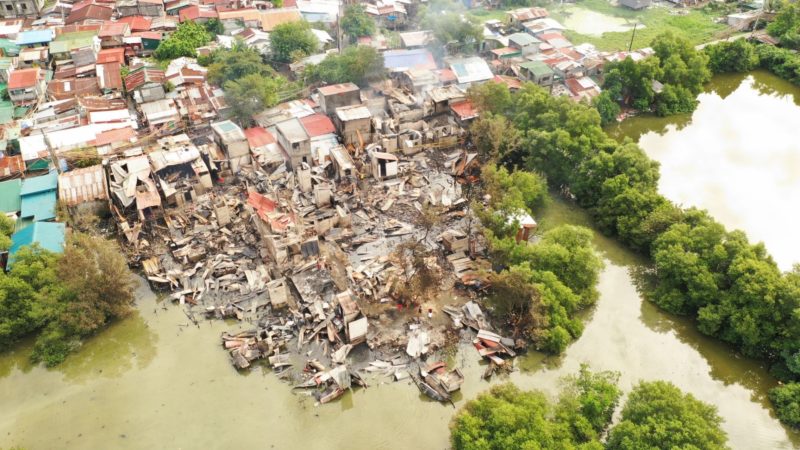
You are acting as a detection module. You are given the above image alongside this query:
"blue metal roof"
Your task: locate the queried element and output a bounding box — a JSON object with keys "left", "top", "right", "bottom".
{"left": 16, "top": 30, "right": 54, "bottom": 46}
{"left": 8, "top": 222, "right": 65, "bottom": 269}
{"left": 382, "top": 49, "right": 435, "bottom": 71}
{"left": 20, "top": 171, "right": 58, "bottom": 196}
{"left": 20, "top": 190, "right": 56, "bottom": 222}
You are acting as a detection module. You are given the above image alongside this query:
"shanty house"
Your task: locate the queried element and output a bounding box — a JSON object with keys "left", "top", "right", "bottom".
{"left": 58, "top": 164, "right": 108, "bottom": 213}
{"left": 15, "top": 29, "right": 53, "bottom": 48}
{"left": 383, "top": 49, "right": 436, "bottom": 72}
{"left": 116, "top": 0, "right": 164, "bottom": 17}
{"left": 0, "top": 0, "right": 44, "bottom": 18}
{"left": 449, "top": 57, "right": 493, "bottom": 86}
{"left": 125, "top": 66, "right": 166, "bottom": 103}
{"left": 149, "top": 140, "right": 213, "bottom": 207}
{"left": 334, "top": 105, "right": 371, "bottom": 147}
{"left": 518, "top": 60, "right": 554, "bottom": 88}
{"left": 275, "top": 118, "right": 311, "bottom": 169}
{"left": 369, "top": 151, "right": 398, "bottom": 180}
{"left": 0, "top": 178, "right": 21, "bottom": 216}
{"left": 8, "top": 68, "right": 44, "bottom": 106}
{"left": 507, "top": 7, "right": 548, "bottom": 28}
{"left": 19, "top": 170, "right": 58, "bottom": 223}
{"left": 317, "top": 83, "right": 361, "bottom": 116}
{"left": 507, "top": 32, "right": 540, "bottom": 56}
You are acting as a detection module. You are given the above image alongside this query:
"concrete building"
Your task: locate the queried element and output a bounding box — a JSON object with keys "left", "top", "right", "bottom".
{"left": 0, "top": 0, "right": 43, "bottom": 18}
{"left": 275, "top": 118, "right": 311, "bottom": 169}
{"left": 518, "top": 60, "right": 555, "bottom": 88}
{"left": 7, "top": 67, "right": 44, "bottom": 106}
{"left": 211, "top": 120, "right": 251, "bottom": 173}
{"left": 317, "top": 83, "right": 361, "bottom": 116}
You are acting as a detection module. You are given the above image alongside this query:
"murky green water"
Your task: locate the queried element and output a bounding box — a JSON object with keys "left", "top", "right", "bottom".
{"left": 608, "top": 70, "right": 800, "bottom": 270}
{"left": 1, "top": 198, "right": 798, "bottom": 449}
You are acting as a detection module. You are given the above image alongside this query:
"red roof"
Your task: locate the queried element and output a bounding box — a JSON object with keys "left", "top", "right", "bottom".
{"left": 66, "top": 4, "right": 113, "bottom": 25}
{"left": 434, "top": 68, "right": 456, "bottom": 84}
{"left": 124, "top": 66, "right": 166, "bottom": 91}
{"left": 96, "top": 47, "right": 125, "bottom": 64}
{"left": 492, "top": 75, "right": 522, "bottom": 90}
{"left": 93, "top": 126, "right": 136, "bottom": 146}
{"left": 8, "top": 68, "right": 40, "bottom": 90}
{"left": 247, "top": 191, "right": 277, "bottom": 222}
{"left": 131, "top": 31, "right": 163, "bottom": 40}
{"left": 117, "top": 15, "right": 153, "bottom": 32}
{"left": 179, "top": 5, "right": 219, "bottom": 22}
{"left": 244, "top": 127, "right": 276, "bottom": 149}
{"left": 450, "top": 100, "right": 479, "bottom": 121}
{"left": 99, "top": 22, "right": 129, "bottom": 37}
{"left": 299, "top": 113, "right": 336, "bottom": 137}
{"left": 317, "top": 82, "right": 359, "bottom": 96}
{"left": 0, "top": 155, "right": 25, "bottom": 177}
{"left": 97, "top": 62, "right": 123, "bottom": 90}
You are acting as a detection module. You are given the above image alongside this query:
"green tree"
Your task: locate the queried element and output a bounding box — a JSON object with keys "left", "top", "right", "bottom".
{"left": 422, "top": 12, "right": 483, "bottom": 52}
{"left": 703, "top": 40, "right": 760, "bottom": 74}
{"left": 769, "top": 383, "right": 800, "bottom": 428}
{"left": 593, "top": 91, "right": 620, "bottom": 127}
{"left": 468, "top": 81, "right": 512, "bottom": 115}
{"left": 469, "top": 114, "right": 519, "bottom": 161}
{"left": 450, "top": 368, "right": 620, "bottom": 450}
{"left": 305, "top": 46, "right": 386, "bottom": 86}
{"left": 224, "top": 73, "right": 292, "bottom": 126}
{"left": 203, "top": 18, "right": 224, "bottom": 36}
{"left": 0, "top": 214, "right": 14, "bottom": 251}
{"left": 154, "top": 20, "right": 211, "bottom": 60}
{"left": 340, "top": 5, "right": 375, "bottom": 40}
{"left": 768, "top": 1, "right": 800, "bottom": 49}
{"left": 476, "top": 164, "right": 547, "bottom": 238}
{"left": 207, "top": 45, "right": 276, "bottom": 85}
{"left": 270, "top": 21, "right": 318, "bottom": 63}
{"left": 606, "top": 381, "right": 729, "bottom": 450}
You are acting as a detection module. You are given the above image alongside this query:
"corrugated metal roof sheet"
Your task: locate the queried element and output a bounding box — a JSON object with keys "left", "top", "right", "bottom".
{"left": 58, "top": 165, "right": 107, "bottom": 206}
{"left": 299, "top": 113, "right": 335, "bottom": 138}
{"left": 20, "top": 171, "right": 58, "bottom": 196}
{"left": 8, "top": 68, "right": 40, "bottom": 90}
{"left": 16, "top": 29, "right": 54, "bottom": 46}
{"left": 275, "top": 118, "right": 308, "bottom": 143}
{"left": 317, "top": 82, "right": 359, "bottom": 96}
{"left": 0, "top": 178, "right": 21, "bottom": 213}
{"left": 383, "top": 49, "right": 436, "bottom": 72}
{"left": 9, "top": 222, "right": 66, "bottom": 267}
{"left": 0, "top": 154, "right": 24, "bottom": 178}
{"left": 335, "top": 105, "right": 371, "bottom": 121}
{"left": 244, "top": 126, "right": 276, "bottom": 149}
{"left": 20, "top": 190, "right": 57, "bottom": 221}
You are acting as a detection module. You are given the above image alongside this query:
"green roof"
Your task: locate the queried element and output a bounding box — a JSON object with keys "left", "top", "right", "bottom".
{"left": 0, "top": 39, "right": 20, "bottom": 56}
{"left": 508, "top": 32, "right": 540, "bottom": 47}
{"left": 0, "top": 178, "right": 21, "bottom": 213}
{"left": 0, "top": 100, "right": 12, "bottom": 125}
{"left": 520, "top": 60, "right": 554, "bottom": 77}
{"left": 50, "top": 31, "right": 97, "bottom": 54}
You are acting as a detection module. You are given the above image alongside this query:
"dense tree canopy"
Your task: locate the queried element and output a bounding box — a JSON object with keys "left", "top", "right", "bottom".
{"left": 602, "top": 32, "right": 710, "bottom": 116}
{"left": 270, "top": 21, "right": 318, "bottom": 63}
{"left": 451, "top": 367, "right": 621, "bottom": 450}
{"left": 0, "top": 233, "right": 135, "bottom": 366}
{"left": 768, "top": 1, "right": 800, "bottom": 49}
{"left": 421, "top": 10, "right": 483, "bottom": 52}
{"left": 703, "top": 39, "right": 760, "bottom": 74}
{"left": 0, "top": 214, "right": 14, "bottom": 251}
{"left": 340, "top": 5, "right": 375, "bottom": 40}
{"left": 224, "top": 74, "right": 293, "bottom": 126}
{"left": 769, "top": 383, "right": 800, "bottom": 429}
{"left": 468, "top": 81, "right": 513, "bottom": 116}
{"left": 305, "top": 46, "right": 386, "bottom": 86}
{"left": 207, "top": 45, "right": 276, "bottom": 85}
{"left": 606, "top": 381, "right": 728, "bottom": 450}
{"left": 154, "top": 20, "right": 211, "bottom": 60}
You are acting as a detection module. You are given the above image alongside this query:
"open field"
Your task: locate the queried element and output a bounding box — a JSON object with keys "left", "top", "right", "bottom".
{"left": 549, "top": 0, "right": 729, "bottom": 50}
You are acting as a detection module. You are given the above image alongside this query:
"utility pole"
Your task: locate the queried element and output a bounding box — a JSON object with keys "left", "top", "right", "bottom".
{"left": 628, "top": 23, "right": 638, "bottom": 52}
{"left": 42, "top": 131, "right": 62, "bottom": 174}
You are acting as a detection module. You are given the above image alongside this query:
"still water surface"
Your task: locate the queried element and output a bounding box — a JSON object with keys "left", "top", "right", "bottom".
{"left": 608, "top": 70, "right": 800, "bottom": 270}
{"left": 1, "top": 199, "right": 797, "bottom": 449}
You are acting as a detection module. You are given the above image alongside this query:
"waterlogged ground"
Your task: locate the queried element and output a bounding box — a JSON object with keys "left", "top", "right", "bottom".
{"left": 1, "top": 199, "right": 798, "bottom": 449}
{"left": 558, "top": 6, "right": 639, "bottom": 37}
{"left": 609, "top": 70, "right": 800, "bottom": 270}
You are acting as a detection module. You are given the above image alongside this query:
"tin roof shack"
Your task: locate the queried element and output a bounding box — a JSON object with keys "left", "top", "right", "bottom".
{"left": 19, "top": 170, "right": 58, "bottom": 224}
{"left": 508, "top": 32, "right": 541, "bottom": 56}
{"left": 383, "top": 48, "right": 437, "bottom": 73}
{"left": 275, "top": 118, "right": 311, "bottom": 170}
{"left": 328, "top": 145, "right": 355, "bottom": 181}
{"left": 211, "top": 120, "right": 251, "bottom": 173}
{"left": 116, "top": 0, "right": 165, "bottom": 17}
{"left": 507, "top": 209, "right": 537, "bottom": 243}
{"left": 108, "top": 154, "right": 162, "bottom": 223}
{"left": 58, "top": 164, "right": 109, "bottom": 214}
{"left": 244, "top": 126, "right": 286, "bottom": 169}
{"left": 140, "top": 98, "right": 180, "bottom": 131}
{"left": 450, "top": 100, "right": 478, "bottom": 126}
{"left": 0, "top": 154, "right": 24, "bottom": 180}
{"left": 7, "top": 222, "right": 64, "bottom": 270}
{"left": 125, "top": 66, "right": 166, "bottom": 103}
{"left": 317, "top": 83, "right": 361, "bottom": 116}
{"left": 518, "top": 60, "right": 554, "bottom": 89}
{"left": 507, "top": 7, "right": 548, "bottom": 28}
{"left": 369, "top": 150, "right": 398, "bottom": 180}
{"left": 149, "top": 142, "right": 213, "bottom": 208}
{"left": 8, "top": 67, "right": 45, "bottom": 106}
{"left": 427, "top": 85, "right": 466, "bottom": 115}
{"left": 334, "top": 105, "right": 372, "bottom": 147}
{"left": 448, "top": 57, "right": 494, "bottom": 86}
